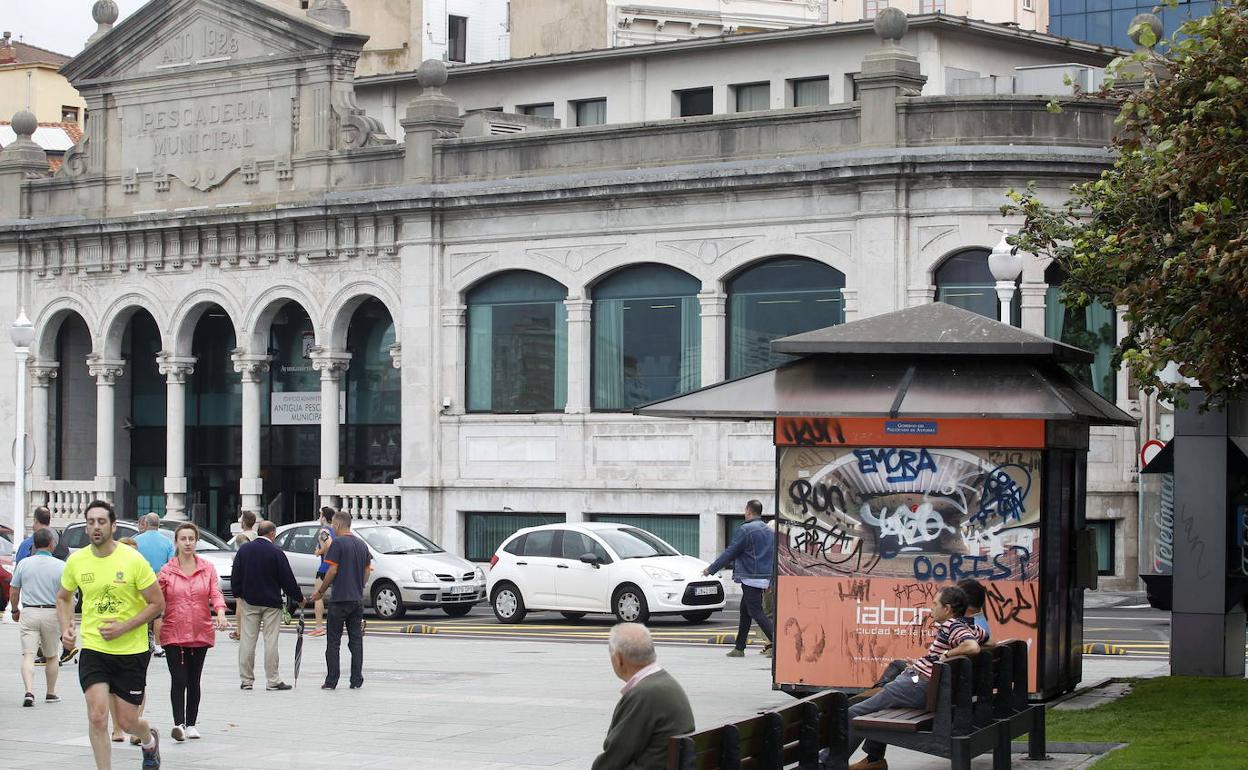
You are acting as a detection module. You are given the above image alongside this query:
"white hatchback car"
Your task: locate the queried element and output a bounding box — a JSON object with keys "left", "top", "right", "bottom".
{"left": 487, "top": 523, "right": 726, "bottom": 624}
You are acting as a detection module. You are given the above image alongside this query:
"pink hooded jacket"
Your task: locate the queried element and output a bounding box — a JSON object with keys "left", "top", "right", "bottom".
{"left": 158, "top": 556, "right": 226, "bottom": 648}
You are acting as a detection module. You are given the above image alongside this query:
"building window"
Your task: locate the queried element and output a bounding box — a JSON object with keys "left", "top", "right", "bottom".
{"left": 465, "top": 512, "right": 564, "bottom": 562}
{"left": 864, "top": 0, "right": 890, "bottom": 19}
{"left": 573, "top": 98, "right": 606, "bottom": 126}
{"left": 934, "top": 248, "right": 1020, "bottom": 325}
{"left": 1022, "top": 0, "right": 1034, "bottom": 10}
{"left": 1045, "top": 264, "right": 1117, "bottom": 401}
{"left": 448, "top": 15, "right": 468, "bottom": 62}
{"left": 519, "top": 103, "right": 555, "bottom": 119}
{"left": 590, "top": 514, "right": 700, "bottom": 556}
{"left": 676, "top": 87, "right": 714, "bottom": 117}
{"left": 790, "top": 77, "right": 829, "bottom": 107}
{"left": 920, "top": 0, "right": 946, "bottom": 12}
{"left": 344, "top": 299, "right": 400, "bottom": 483}
{"left": 733, "top": 82, "right": 770, "bottom": 112}
{"left": 1088, "top": 519, "right": 1115, "bottom": 576}
{"left": 61, "top": 106, "right": 80, "bottom": 123}
{"left": 592, "top": 264, "right": 701, "bottom": 410}
{"left": 727, "top": 257, "right": 845, "bottom": 378}
{"left": 467, "top": 271, "right": 568, "bottom": 413}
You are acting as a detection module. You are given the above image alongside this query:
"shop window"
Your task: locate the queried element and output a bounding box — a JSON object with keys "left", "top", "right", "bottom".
{"left": 1088, "top": 519, "right": 1116, "bottom": 575}
{"left": 465, "top": 512, "right": 564, "bottom": 562}
{"left": 592, "top": 264, "right": 700, "bottom": 410}
{"left": 728, "top": 257, "right": 844, "bottom": 378}
{"left": 1045, "top": 264, "right": 1117, "bottom": 401}
{"left": 467, "top": 271, "right": 568, "bottom": 413}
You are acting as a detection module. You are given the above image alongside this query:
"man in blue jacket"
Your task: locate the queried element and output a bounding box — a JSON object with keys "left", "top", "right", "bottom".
{"left": 704, "top": 500, "right": 775, "bottom": 658}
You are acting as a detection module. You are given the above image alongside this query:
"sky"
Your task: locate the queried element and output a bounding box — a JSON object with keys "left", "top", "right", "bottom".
{"left": 3, "top": 0, "right": 145, "bottom": 56}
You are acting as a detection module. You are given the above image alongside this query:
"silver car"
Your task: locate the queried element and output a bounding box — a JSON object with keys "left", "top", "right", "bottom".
{"left": 273, "top": 521, "right": 485, "bottom": 620}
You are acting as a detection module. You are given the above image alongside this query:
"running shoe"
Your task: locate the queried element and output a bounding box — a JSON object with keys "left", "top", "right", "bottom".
{"left": 22, "top": 692, "right": 34, "bottom": 707}
{"left": 171, "top": 724, "right": 185, "bottom": 742}
{"left": 141, "top": 728, "right": 161, "bottom": 769}
{"left": 185, "top": 726, "right": 201, "bottom": 739}
{"left": 45, "top": 694, "right": 61, "bottom": 703}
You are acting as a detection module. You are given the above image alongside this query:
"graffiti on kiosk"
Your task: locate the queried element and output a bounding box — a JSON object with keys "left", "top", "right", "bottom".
{"left": 778, "top": 446, "right": 1041, "bottom": 583}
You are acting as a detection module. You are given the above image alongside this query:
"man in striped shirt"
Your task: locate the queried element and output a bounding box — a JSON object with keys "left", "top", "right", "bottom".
{"left": 844, "top": 586, "right": 982, "bottom": 770}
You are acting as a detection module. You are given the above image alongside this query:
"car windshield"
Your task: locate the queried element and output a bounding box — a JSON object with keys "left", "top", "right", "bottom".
{"left": 597, "top": 527, "right": 680, "bottom": 559}
{"left": 358, "top": 526, "right": 444, "bottom": 555}
{"left": 158, "top": 526, "right": 232, "bottom": 552}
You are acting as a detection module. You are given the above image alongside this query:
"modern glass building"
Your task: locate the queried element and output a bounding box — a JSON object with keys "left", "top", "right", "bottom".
{"left": 1049, "top": 0, "right": 1215, "bottom": 48}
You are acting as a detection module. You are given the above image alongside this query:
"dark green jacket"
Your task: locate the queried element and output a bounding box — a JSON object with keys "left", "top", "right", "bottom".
{"left": 592, "top": 669, "right": 695, "bottom": 770}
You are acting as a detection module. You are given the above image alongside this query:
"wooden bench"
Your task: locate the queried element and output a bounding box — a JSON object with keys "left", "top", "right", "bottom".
{"left": 989, "top": 639, "right": 1046, "bottom": 760}
{"left": 666, "top": 689, "right": 849, "bottom": 770}
{"left": 849, "top": 650, "right": 1028, "bottom": 770}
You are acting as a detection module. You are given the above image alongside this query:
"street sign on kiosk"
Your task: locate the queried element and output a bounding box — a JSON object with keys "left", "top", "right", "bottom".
{"left": 638, "top": 302, "right": 1136, "bottom": 699}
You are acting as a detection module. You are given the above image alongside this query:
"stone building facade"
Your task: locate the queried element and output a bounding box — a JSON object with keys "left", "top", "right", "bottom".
{"left": 0, "top": 0, "right": 1141, "bottom": 586}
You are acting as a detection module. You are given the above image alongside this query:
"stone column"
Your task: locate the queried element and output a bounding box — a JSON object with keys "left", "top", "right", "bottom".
{"left": 1020, "top": 282, "right": 1048, "bottom": 336}
{"left": 852, "top": 10, "right": 927, "bottom": 150}
{"left": 564, "top": 298, "right": 592, "bottom": 414}
{"left": 699, "top": 291, "right": 727, "bottom": 386}
{"left": 87, "top": 356, "right": 125, "bottom": 502}
{"left": 440, "top": 307, "right": 465, "bottom": 415}
{"left": 232, "top": 353, "right": 271, "bottom": 514}
{"left": 157, "top": 353, "right": 195, "bottom": 521}
{"left": 28, "top": 362, "right": 58, "bottom": 482}
{"left": 310, "top": 348, "right": 351, "bottom": 508}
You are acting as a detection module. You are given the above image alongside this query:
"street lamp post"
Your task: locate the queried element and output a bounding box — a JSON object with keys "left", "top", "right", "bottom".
{"left": 10, "top": 309, "right": 33, "bottom": 551}
{"left": 988, "top": 233, "right": 1025, "bottom": 325}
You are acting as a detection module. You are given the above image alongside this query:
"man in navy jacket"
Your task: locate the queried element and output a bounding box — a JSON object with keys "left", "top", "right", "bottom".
{"left": 230, "top": 521, "right": 303, "bottom": 691}
{"left": 704, "top": 500, "right": 776, "bottom": 658}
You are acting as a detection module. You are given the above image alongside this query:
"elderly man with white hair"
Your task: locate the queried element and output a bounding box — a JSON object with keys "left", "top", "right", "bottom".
{"left": 592, "top": 623, "right": 695, "bottom": 770}
{"left": 132, "top": 512, "right": 175, "bottom": 658}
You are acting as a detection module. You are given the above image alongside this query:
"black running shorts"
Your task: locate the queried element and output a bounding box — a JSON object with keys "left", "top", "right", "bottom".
{"left": 78, "top": 649, "right": 151, "bottom": 706}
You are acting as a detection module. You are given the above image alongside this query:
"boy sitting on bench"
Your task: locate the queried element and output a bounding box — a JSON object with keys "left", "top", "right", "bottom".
{"left": 842, "top": 586, "right": 982, "bottom": 770}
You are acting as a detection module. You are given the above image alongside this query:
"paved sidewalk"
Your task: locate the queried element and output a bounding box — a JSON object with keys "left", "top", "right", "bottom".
{"left": 0, "top": 621, "right": 1165, "bottom": 769}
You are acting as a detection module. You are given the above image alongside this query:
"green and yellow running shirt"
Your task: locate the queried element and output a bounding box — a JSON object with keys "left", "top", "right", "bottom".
{"left": 61, "top": 544, "right": 158, "bottom": 655}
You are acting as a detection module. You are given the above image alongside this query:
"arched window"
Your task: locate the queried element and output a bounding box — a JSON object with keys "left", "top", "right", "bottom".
{"left": 592, "top": 264, "right": 701, "bottom": 410}
{"left": 727, "top": 257, "right": 845, "bottom": 378}
{"left": 1045, "top": 264, "right": 1117, "bottom": 401}
{"left": 467, "top": 271, "right": 568, "bottom": 413}
{"left": 934, "top": 248, "right": 1020, "bottom": 324}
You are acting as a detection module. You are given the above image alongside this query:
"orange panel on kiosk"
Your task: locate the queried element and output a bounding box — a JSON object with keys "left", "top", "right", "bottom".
{"left": 775, "top": 439, "right": 1043, "bottom": 690}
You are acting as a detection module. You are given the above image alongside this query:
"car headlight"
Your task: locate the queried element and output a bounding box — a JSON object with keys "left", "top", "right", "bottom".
{"left": 473, "top": 567, "right": 485, "bottom": 581}
{"left": 412, "top": 569, "right": 438, "bottom": 583}
{"left": 642, "top": 565, "right": 679, "bottom": 581}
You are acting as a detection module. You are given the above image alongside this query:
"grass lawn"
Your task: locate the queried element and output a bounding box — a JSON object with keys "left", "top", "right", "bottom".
{"left": 1044, "top": 677, "right": 1248, "bottom": 769}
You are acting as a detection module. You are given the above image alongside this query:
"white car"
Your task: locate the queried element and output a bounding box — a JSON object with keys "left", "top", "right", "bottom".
{"left": 273, "top": 521, "right": 486, "bottom": 620}
{"left": 487, "top": 523, "right": 726, "bottom": 624}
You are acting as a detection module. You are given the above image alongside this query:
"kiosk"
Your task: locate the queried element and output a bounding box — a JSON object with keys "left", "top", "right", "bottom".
{"left": 639, "top": 302, "right": 1134, "bottom": 699}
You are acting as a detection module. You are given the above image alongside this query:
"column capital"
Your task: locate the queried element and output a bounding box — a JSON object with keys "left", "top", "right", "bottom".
{"left": 156, "top": 351, "right": 197, "bottom": 383}
{"left": 86, "top": 354, "right": 125, "bottom": 384}
{"left": 28, "top": 361, "right": 58, "bottom": 388}
{"left": 309, "top": 346, "right": 352, "bottom": 379}
{"left": 564, "top": 297, "right": 592, "bottom": 322}
{"left": 441, "top": 305, "right": 466, "bottom": 327}
{"left": 389, "top": 342, "right": 402, "bottom": 370}
{"left": 231, "top": 351, "right": 272, "bottom": 382}
{"left": 697, "top": 290, "right": 728, "bottom": 317}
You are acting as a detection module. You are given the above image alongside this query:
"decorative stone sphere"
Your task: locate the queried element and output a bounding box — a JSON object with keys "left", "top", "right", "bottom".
{"left": 874, "top": 7, "right": 908, "bottom": 41}
{"left": 93, "top": 0, "right": 120, "bottom": 25}
{"left": 1128, "top": 13, "right": 1162, "bottom": 47}
{"left": 11, "top": 109, "right": 37, "bottom": 138}
{"left": 417, "top": 59, "right": 449, "bottom": 89}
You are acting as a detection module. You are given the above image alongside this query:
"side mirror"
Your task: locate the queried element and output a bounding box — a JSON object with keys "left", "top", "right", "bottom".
{"left": 580, "top": 552, "right": 601, "bottom": 567}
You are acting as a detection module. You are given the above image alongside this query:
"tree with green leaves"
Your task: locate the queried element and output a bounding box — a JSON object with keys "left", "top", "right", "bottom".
{"left": 1004, "top": 0, "right": 1248, "bottom": 408}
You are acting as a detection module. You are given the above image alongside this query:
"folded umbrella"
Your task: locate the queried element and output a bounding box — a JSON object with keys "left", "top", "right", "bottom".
{"left": 293, "top": 606, "right": 305, "bottom": 688}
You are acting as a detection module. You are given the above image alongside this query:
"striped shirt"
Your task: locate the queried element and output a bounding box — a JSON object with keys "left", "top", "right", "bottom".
{"left": 912, "top": 617, "right": 981, "bottom": 680}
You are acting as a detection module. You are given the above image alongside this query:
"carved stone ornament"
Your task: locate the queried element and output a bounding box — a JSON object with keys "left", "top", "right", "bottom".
{"left": 334, "top": 91, "right": 396, "bottom": 149}
{"left": 231, "top": 351, "right": 271, "bottom": 381}
{"left": 55, "top": 136, "right": 90, "bottom": 179}
{"left": 86, "top": 355, "right": 126, "bottom": 384}
{"left": 28, "top": 363, "right": 59, "bottom": 388}
{"left": 156, "top": 351, "right": 196, "bottom": 383}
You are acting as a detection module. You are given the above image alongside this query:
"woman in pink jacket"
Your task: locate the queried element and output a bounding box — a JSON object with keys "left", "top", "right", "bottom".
{"left": 157, "top": 522, "right": 228, "bottom": 742}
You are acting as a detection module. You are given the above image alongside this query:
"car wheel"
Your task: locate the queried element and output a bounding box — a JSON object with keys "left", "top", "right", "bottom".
{"left": 613, "top": 584, "right": 650, "bottom": 624}
{"left": 492, "top": 583, "right": 527, "bottom": 624}
{"left": 442, "top": 604, "right": 473, "bottom": 618}
{"left": 560, "top": 612, "right": 587, "bottom": 621}
{"left": 370, "top": 580, "right": 406, "bottom": 620}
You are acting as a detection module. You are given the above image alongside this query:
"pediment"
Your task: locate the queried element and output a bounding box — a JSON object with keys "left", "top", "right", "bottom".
{"left": 63, "top": 0, "right": 366, "bottom": 84}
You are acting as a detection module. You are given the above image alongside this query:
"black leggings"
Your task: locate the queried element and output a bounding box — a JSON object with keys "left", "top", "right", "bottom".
{"left": 164, "top": 645, "right": 208, "bottom": 726}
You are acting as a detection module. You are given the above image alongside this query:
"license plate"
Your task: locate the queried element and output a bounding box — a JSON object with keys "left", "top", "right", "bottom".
{"left": 695, "top": 586, "right": 718, "bottom": 596}
{"left": 449, "top": 585, "right": 476, "bottom": 595}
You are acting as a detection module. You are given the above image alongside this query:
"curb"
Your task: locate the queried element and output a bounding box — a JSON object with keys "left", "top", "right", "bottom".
{"left": 1010, "top": 742, "right": 1126, "bottom": 756}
